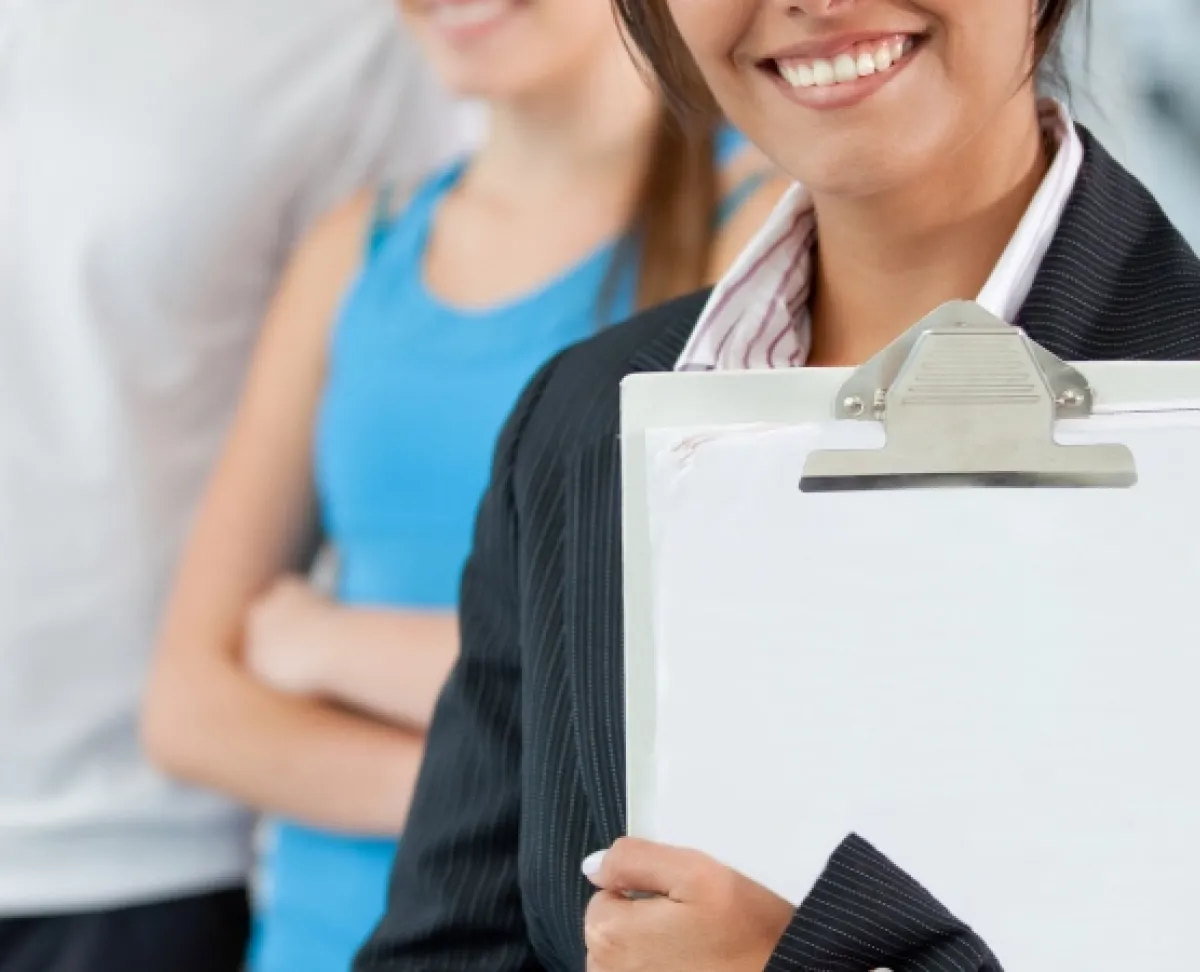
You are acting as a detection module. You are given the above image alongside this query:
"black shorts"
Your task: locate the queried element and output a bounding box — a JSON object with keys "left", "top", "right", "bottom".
{"left": 0, "top": 887, "right": 249, "bottom": 972}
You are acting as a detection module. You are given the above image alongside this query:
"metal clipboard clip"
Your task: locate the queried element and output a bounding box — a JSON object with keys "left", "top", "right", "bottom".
{"left": 800, "top": 301, "right": 1138, "bottom": 492}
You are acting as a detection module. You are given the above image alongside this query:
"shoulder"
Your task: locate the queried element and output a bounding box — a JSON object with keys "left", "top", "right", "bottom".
{"left": 1023, "top": 126, "right": 1200, "bottom": 360}
{"left": 557, "top": 288, "right": 710, "bottom": 383}
{"left": 286, "top": 190, "right": 375, "bottom": 287}
{"left": 309, "top": 190, "right": 376, "bottom": 248}
{"left": 258, "top": 190, "right": 376, "bottom": 352}
{"left": 505, "top": 290, "right": 712, "bottom": 463}
{"left": 1070, "top": 126, "right": 1193, "bottom": 247}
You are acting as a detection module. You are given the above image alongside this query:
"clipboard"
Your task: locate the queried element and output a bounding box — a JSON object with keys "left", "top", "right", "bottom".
{"left": 620, "top": 301, "right": 1200, "bottom": 970}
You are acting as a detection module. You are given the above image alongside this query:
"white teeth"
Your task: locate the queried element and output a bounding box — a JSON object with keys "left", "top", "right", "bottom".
{"left": 777, "top": 36, "right": 915, "bottom": 91}
{"left": 833, "top": 54, "right": 858, "bottom": 82}
{"left": 812, "top": 59, "right": 835, "bottom": 86}
{"left": 830, "top": 54, "right": 859, "bottom": 82}
{"left": 795, "top": 63, "right": 816, "bottom": 87}
{"left": 779, "top": 62, "right": 816, "bottom": 87}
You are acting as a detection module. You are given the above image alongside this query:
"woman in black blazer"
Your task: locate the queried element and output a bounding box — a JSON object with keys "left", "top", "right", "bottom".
{"left": 356, "top": 1, "right": 1200, "bottom": 970}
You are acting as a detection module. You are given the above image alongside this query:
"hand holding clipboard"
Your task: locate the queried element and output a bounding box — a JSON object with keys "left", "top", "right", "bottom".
{"left": 621, "top": 301, "right": 1200, "bottom": 971}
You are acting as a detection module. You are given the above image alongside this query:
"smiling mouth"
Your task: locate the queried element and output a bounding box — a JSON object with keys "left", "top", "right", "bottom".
{"left": 431, "top": 0, "right": 513, "bottom": 35}
{"left": 764, "top": 33, "right": 925, "bottom": 90}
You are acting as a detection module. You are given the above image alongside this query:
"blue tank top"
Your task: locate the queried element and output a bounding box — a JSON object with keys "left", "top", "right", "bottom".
{"left": 249, "top": 128, "right": 759, "bottom": 972}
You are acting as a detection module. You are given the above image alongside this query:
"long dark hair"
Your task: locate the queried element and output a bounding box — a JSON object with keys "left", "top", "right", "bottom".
{"left": 599, "top": 4, "right": 725, "bottom": 315}
{"left": 611, "top": 0, "right": 1089, "bottom": 119}
{"left": 1035, "top": 0, "right": 1086, "bottom": 64}
{"left": 602, "top": 103, "right": 721, "bottom": 315}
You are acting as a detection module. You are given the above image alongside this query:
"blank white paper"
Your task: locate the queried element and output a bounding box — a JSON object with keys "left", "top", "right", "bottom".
{"left": 641, "top": 410, "right": 1200, "bottom": 970}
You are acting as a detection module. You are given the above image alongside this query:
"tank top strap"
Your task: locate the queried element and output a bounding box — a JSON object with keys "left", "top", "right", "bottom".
{"left": 711, "top": 124, "right": 777, "bottom": 229}
{"left": 716, "top": 168, "right": 773, "bottom": 228}
{"left": 363, "top": 158, "right": 469, "bottom": 262}
{"left": 715, "top": 125, "right": 748, "bottom": 168}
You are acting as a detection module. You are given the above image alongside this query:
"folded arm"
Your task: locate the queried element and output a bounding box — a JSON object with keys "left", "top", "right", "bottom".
{"left": 142, "top": 195, "right": 425, "bottom": 836}
{"left": 289, "top": 604, "right": 459, "bottom": 729}
{"left": 241, "top": 581, "right": 459, "bottom": 731}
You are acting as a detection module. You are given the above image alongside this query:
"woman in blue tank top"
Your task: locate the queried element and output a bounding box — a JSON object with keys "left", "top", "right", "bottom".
{"left": 143, "top": 1, "right": 787, "bottom": 969}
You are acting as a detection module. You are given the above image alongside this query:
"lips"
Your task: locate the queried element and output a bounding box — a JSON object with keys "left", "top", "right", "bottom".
{"left": 756, "top": 31, "right": 927, "bottom": 111}
{"left": 429, "top": 0, "right": 510, "bottom": 34}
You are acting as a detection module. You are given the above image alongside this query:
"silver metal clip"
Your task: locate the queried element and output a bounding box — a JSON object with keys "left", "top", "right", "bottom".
{"left": 800, "top": 301, "right": 1138, "bottom": 492}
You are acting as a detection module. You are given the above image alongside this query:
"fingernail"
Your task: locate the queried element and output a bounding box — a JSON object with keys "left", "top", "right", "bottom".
{"left": 581, "top": 850, "right": 607, "bottom": 878}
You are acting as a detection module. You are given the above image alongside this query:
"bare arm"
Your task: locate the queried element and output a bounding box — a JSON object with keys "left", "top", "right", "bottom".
{"left": 309, "top": 609, "right": 458, "bottom": 728}
{"left": 254, "top": 153, "right": 784, "bottom": 740}
{"left": 142, "top": 193, "right": 423, "bottom": 836}
{"left": 242, "top": 583, "right": 459, "bottom": 730}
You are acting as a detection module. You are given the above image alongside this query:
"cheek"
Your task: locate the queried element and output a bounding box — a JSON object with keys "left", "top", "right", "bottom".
{"left": 942, "top": 0, "right": 1038, "bottom": 95}
{"left": 665, "top": 0, "right": 754, "bottom": 76}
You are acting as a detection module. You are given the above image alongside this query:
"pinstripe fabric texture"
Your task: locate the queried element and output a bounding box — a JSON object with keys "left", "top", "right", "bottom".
{"left": 355, "top": 128, "right": 1200, "bottom": 972}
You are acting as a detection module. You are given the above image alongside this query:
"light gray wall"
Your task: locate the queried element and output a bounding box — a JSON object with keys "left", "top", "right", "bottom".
{"left": 1064, "top": 0, "right": 1200, "bottom": 249}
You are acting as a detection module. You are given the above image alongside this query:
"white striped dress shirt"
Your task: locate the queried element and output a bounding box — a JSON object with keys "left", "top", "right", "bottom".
{"left": 677, "top": 100, "right": 1083, "bottom": 372}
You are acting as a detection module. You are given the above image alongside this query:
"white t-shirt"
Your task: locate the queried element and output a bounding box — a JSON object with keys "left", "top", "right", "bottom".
{"left": 0, "top": 0, "right": 468, "bottom": 913}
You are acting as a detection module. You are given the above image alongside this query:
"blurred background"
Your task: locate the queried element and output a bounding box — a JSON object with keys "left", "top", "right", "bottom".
{"left": 1068, "top": 0, "right": 1200, "bottom": 246}
{"left": 2, "top": 0, "right": 1199, "bottom": 971}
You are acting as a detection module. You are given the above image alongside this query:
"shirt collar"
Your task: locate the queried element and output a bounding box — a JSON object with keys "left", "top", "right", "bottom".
{"left": 676, "top": 99, "right": 1083, "bottom": 372}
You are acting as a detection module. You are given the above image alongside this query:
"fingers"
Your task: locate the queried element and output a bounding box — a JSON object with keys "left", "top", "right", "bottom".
{"left": 583, "top": 838, "right": 713, "bottom": 900}
{"left": 583, "top": 887, "right": 671, "bottom": 971}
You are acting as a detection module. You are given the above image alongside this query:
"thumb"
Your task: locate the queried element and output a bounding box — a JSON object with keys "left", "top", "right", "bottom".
{"left": 581, "top": 838, "right": 697, "bottom": 898}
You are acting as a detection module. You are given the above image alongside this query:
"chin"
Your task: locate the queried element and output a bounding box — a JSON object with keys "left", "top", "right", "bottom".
{"left": 770, "top": 126, "right": 947, "bottom": 201}
{"left": 781, "top": 154, "right": 908, "bottom": 200}
{"left": 431, "top": 56, "right": 549, "bottom": 102}
{"left": 428, "top": 65, "right": 506, "bottom": 101}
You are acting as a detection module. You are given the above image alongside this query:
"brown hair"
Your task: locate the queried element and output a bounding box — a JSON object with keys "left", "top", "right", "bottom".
{"left": 1035, "top": 0, "right": 1090, "bottom": 93}
{"left": 612, "top": 0, "right": 1088, "bottom": 117}
{"left": 609, "top": 107, "right": 720, "bottom": 313}
{"left": 599, "top": 2, "right": 729, "bottom": 315}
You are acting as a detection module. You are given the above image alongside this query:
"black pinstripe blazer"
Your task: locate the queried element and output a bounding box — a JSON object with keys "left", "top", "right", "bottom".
{"left": 356, "top": 129, "right": 1200, "bottom": 972}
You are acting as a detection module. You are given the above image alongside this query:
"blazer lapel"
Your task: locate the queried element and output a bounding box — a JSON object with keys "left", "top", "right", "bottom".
{"left": 1017, "top": 126, "right": 1200, "bottom": 360}
{"left": 557, "top": 134, "right": 1200, "bottom": 848}
{"left": 562, "top": 297, "right": 704, "bottom": 846}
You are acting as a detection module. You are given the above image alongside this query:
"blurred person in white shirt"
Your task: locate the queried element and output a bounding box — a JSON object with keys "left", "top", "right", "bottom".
{"left": 0, "top": 1, "right": 466, "bottom": 970}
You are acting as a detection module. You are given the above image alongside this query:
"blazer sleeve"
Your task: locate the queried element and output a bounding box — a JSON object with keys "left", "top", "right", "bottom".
{"left": 353, "top": 355, "right": 566, "bottom": 972}
{"left": 765, "top": 835, "right": 1004, "bottom": 972}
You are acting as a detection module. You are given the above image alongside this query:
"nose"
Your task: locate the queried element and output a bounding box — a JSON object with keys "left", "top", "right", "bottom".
{"left": 779, "top": 0, "right": 857, "bottom": 14}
